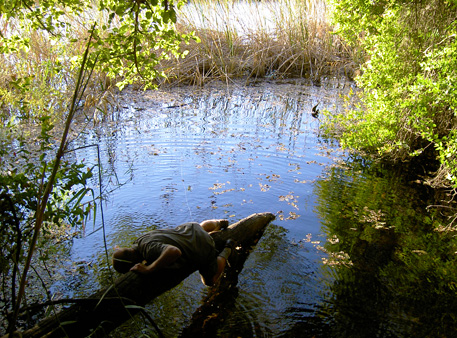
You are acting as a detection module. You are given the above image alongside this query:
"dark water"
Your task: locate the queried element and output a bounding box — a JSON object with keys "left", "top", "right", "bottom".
{"left": 58, "top": 79, "right": 457, "bottom": 337}
{"left": 313, "top": 157, "right": 457, "bottom": 338}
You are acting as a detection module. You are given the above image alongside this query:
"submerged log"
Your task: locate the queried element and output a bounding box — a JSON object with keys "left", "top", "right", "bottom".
{"left": 17, "top": 212, "right": 275, "bottom": 338}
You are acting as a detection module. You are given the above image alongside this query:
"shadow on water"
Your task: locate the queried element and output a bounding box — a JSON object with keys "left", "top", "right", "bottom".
{"left": 312, "top": 156, "right": 457, "bottom": 338}
{"left": 180, "top": 222, "right": 324, "bottom": 338}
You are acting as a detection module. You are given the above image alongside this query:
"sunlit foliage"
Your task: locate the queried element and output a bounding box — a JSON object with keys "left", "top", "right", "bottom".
{"left": 323, "top": 0, "right": 457, "bottom": 189}
{"left": 0, "top": 0, "right": 193, "bottom": 333}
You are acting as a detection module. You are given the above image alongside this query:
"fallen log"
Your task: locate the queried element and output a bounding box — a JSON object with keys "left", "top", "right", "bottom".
{"left": 181, "top": 220, "right": 267, "bottom": 337}
{"left": 15, "top": 212, "right": 275, "bottom": 338}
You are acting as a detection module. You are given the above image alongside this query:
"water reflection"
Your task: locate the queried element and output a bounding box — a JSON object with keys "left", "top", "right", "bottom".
{"left": 314, "top": 157, "right": 457, "bottom": 337}
{"left": 64, "top": 79, "right": 457, "bottom": 337}
{"left": 181, "top": 223, "right": 323, "bottom": 337}
{"left": 61, "top": 77, "right": 457, "bottom": 337}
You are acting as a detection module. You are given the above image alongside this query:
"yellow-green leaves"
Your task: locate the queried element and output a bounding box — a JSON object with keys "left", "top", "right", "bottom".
{"left": 324, "top": 0, "right": 457, "bottom": 188}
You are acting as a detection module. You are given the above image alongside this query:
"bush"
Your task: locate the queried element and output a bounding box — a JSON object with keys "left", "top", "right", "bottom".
{"left": 324, "top": 0, "right": 457, "bottom": 189}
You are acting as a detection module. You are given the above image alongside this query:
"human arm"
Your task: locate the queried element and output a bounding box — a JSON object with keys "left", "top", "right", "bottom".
{"left": 200, "top": 219, "right": 229, "bottom": 233}
{"left": 200, "top": 255, "right": 227, "bottom": 286}
{"left": 200, "top": 243, "right": 233, "bottom": 286}
{"left": 130, "top": 245, "right": 182, "bottom": 275}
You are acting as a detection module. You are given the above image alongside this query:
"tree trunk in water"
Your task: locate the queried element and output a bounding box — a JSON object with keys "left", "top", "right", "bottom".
{"left": 181, "top": 216, "right": 271, "bottom": 337}
{"left": 17, "top": 212, "right": 275, "bottom": 338}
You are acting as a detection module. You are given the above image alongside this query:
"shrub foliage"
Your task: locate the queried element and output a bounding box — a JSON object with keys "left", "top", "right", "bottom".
{"left": 0, "top": 0, "right": 191, "bottom": 333}
{"left": 324, "top": 0, "right": 457, "bottom": 189}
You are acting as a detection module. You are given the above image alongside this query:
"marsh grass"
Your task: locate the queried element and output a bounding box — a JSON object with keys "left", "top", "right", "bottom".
{"left": 1, "top": 18, "right": 119, "bottom": 132}
{"left": 0, "top": 0, "right": 354, "bottom": 124}
{"left": 162, "top": 0, "right": 354, "bottom": 86}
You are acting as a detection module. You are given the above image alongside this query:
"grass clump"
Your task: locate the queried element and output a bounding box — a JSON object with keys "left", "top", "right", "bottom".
{"left": 161, "top": 0, "right": 353, "bottom": 85}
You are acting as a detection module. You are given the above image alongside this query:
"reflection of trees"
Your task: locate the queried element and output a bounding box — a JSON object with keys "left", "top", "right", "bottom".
{"left": 312, "top": 157, "right": 457, "bottom": 337}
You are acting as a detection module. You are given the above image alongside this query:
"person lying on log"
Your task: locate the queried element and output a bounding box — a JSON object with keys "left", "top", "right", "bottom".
{"left": 112, "top": 219, "right": 235, "bottom": 286}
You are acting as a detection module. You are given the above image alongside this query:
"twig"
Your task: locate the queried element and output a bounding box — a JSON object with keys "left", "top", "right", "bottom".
{"left": 133, "top": 5, "right": 146, "bottom": 81}
{"left": 7, "top": 23, "right": 98, "bottom": 335}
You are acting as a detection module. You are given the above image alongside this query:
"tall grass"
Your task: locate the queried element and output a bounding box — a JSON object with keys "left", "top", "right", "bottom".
{"left": 161, "top": 0, "right": 354, "bottom": 86}
{"left": 0, "top": 19, "right": 119, "bottom": 135}
{"left": 0, "top": 0, "right": 355, "bottom": 170}
{"left": 0, "top": 0, "right": 354, "bottom": 123}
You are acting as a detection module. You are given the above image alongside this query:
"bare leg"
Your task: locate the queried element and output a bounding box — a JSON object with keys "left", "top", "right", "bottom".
{"left": 200, "top": 219, "right": 229, "bottom": 233}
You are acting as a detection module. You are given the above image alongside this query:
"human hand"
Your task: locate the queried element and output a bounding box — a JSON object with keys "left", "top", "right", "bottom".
{"left": 218, "top": 219, "right": 229, "bottom": 230}
{"left": 130, "top": 263, "right": 151, "bottom": 274}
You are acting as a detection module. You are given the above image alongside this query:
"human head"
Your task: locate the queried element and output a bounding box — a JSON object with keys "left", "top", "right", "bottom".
{"left": 112, "top": 247, "right": 142, "bottom": 273}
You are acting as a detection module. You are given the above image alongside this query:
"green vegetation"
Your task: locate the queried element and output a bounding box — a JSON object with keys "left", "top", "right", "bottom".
{"left": 168, "top": 0, "right": 352, "bottom": 85}
{"left": 0, "top": 0, "right": 353, "bottom": 330}
{"left": 2, "top": 0, "right": 348, "bottom": 333}
{"left": 323, "top": 0, "right": 457, "bottom": 194}
{"left": 315, "top": 1, "right": 457, "bottom": 334}
{"left": 0, "top": 0, "right": 192, "bottom": 333}
{"left": 4, "top": 0, "right": 457, "bottom": 334}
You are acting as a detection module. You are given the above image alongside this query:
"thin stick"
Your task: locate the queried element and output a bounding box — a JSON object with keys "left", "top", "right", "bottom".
{"left": 7, "top": 25, "right": 98, "bottom": 335}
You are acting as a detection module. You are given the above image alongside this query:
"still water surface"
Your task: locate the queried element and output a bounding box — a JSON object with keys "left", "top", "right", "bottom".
{"left": 59, "top": 79, "right": 457, "bottom": 337}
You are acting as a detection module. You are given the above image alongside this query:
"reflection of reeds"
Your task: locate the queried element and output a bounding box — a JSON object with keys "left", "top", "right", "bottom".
{"left": 162, "top": 0, "right": 354, "bottom": 86}
{"left": 0, "top": 0, "right": 355, "bottom": 122}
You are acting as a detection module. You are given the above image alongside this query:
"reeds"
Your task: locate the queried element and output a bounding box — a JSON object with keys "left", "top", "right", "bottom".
{"left": 0, "top": 16, "right": 98, "bottom": 121}
{"left": 161, "top": 0, "right": 354, "bottom": 86}
{"left": 0, "top": 0, "right": 355, "bottom": 122}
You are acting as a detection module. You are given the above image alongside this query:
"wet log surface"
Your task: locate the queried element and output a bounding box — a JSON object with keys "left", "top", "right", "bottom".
{"left": 18, "top": 212, "right": 275, "bottom": 338}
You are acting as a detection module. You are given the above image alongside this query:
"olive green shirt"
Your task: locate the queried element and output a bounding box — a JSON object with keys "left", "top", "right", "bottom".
{"left": 133, "top": 222, "right": 218, "bottom": 280}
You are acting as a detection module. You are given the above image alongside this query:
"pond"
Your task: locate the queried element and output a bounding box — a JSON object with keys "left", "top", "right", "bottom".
{"left": 57, "top": 78, "right": 457, "bottom": 337}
